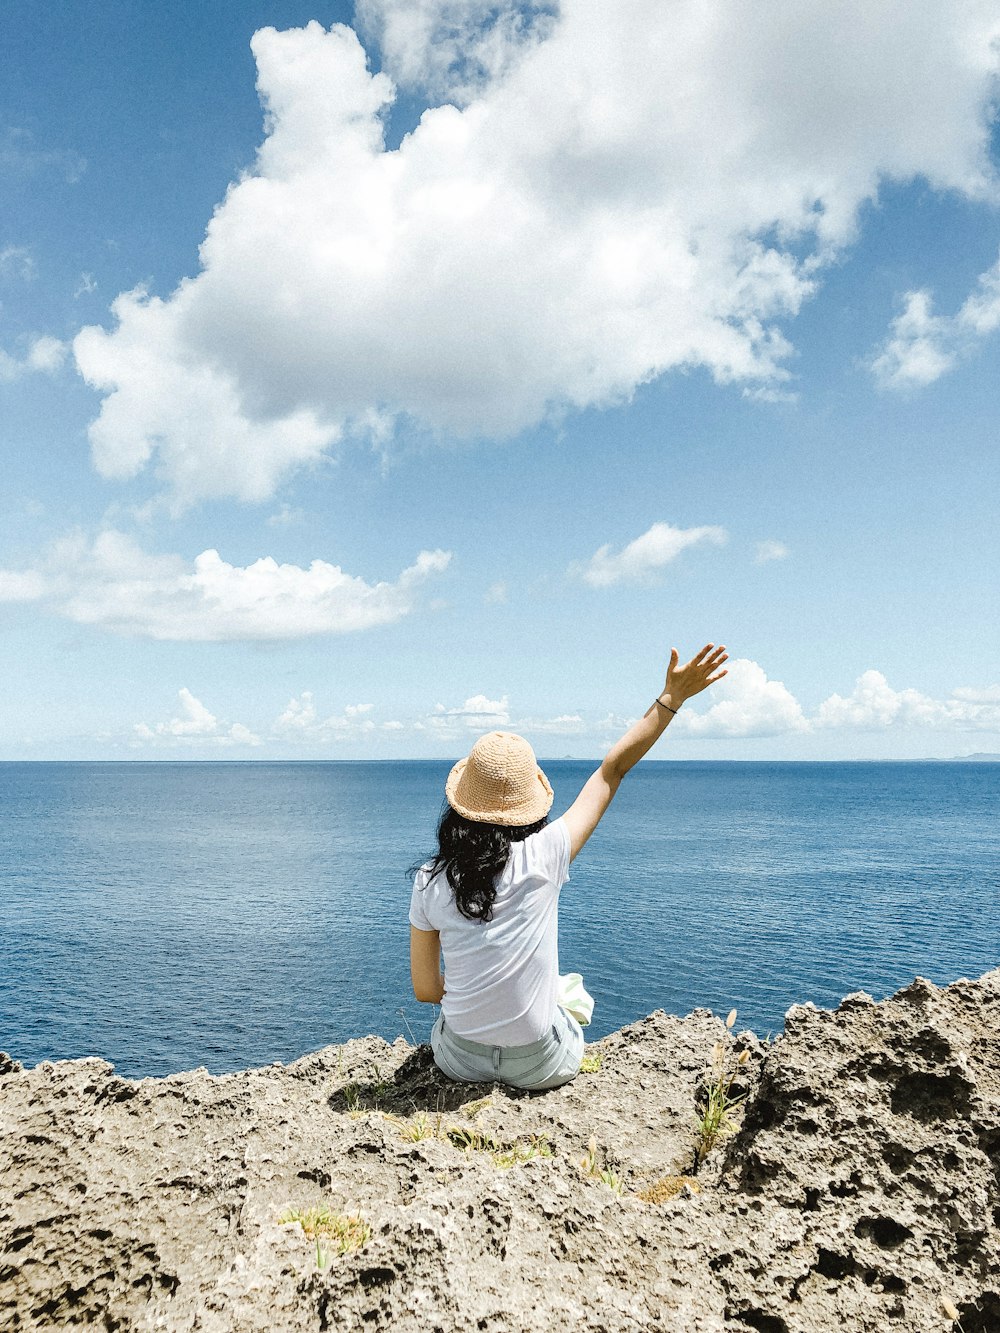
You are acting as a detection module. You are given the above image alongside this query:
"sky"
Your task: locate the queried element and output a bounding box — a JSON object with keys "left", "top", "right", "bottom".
{"left": 1, "top": 0, "right": 998, "bottom": 761}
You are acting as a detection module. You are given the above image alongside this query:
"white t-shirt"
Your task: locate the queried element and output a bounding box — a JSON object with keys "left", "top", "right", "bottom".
{"left": 409, "top": 818, "right": 571, "bottom": 1046}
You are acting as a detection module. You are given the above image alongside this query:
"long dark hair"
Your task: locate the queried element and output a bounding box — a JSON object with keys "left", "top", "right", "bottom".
{"left": 418, "top": 806, "right": 548, "bottom": 922}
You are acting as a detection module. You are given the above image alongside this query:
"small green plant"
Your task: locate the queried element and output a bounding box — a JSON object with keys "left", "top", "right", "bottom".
{"left": 579, "top": 1048, "right": 604, "bottom": 1074}
{"left": 367, "top": 1061, "right": 390, "bottom": 1104}
{"left": 446, "top": 1126, "right": 551, "bottom": 1169}
{"left": 493, "top": 1135, "right": 551, "bottom": 1169}
{"left": 278, "top": 1206, "right": 371, "bottom": 1266}
{"left": 694, "top": 1008, "right": 750, "bottom": 1167}
{"left": 579, "top": 1135, "right": 623, "bottom": 1194}
{"left": 398, "top": 1111, "right": 443, "bottom": 1142}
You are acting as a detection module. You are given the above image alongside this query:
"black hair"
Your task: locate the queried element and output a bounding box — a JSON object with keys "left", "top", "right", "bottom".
{"left": 416, "top": 806, "right": 548, "bottom": 922}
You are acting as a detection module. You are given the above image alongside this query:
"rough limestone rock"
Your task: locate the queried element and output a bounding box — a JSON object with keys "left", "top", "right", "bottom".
{"left": 1, "top": 970, "right": 997, "bottom": 1331}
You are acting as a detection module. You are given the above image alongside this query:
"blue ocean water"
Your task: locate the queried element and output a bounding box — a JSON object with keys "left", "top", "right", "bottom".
{"left": 1, "top": 761, "right": 997, "bottom": 1079}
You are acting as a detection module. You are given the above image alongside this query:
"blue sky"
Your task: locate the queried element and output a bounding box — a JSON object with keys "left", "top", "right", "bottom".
{"left": 1, "top": 0, "right": 998, "bottom": 760}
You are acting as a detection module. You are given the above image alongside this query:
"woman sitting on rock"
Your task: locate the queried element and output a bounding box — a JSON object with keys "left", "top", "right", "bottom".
{"left": 409, "top": 642, "right": 728, "bottom": 1091}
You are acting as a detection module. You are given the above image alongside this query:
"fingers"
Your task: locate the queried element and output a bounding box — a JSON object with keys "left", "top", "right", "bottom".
{"left": 706, "top": 669, "right": 728, "bottom": 684}
{"left": 691, "top": 643, "right": 727, "bottom": 669}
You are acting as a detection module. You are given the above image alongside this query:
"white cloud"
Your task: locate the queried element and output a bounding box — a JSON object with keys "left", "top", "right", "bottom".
{"left": 74, "top": 6, "right": 1000, "bottom": 502}
{"left": 871, "top": 252, "right": 1000, "bottom": 390}
{"left": 426, "top": 694, "right": 591, "bottom": 741}
{"left": 0, "top": 569, "right": 48, "bottom": 601}
{"left": 518, "top": 713, "right": 586, "bottom": 735}
{"left": 0, "top": 334, "right": 68, "bottom": 383}
{"left": 816, "top": 670, "right": 1000, "bottom": 731}
{"left": 952, "top": 685, "right": 1000, "bottom": 704}
{"left": 574, "top": 522, "right": 727, "bottom": 588}
{"left": 431, "top": 693, "right": 511, "bottom": 729}
{"left": 221, "top": 671, "right": 1000, "bottom": 751}
{"left": 133, "top": 688, "right": 261, "bottom": 747}
{"left": 0, "top": 529, "right": 451, "bottom": 641}
{"left": 266, "top": 503, "right": 305, "bottom": 527}
{"left": 755, "top": 539, "right": 790, "bottom": 564}
{"left": 74, "top": 272, "right": 97, "bottom": 298}
{"left": 272, "top": 691, "right": 383, "bottom": 741}
{"left": 677, "top": 658, "right": 809, "bottom": 738}
{"left": 742, "top": 385, "right": 797, "bottom": 405}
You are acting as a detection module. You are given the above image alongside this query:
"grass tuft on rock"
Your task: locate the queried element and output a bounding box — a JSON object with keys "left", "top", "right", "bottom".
{"left": 694, "top": 1008, "right": 750, "bottom": 1168}
{"left": 278, "top": 1206, "right": 371, "bottom": 1268}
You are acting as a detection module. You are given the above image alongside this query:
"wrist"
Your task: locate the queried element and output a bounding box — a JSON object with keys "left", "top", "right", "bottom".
{"left": 654, "top": 694, "right": 680, "bottom": 715}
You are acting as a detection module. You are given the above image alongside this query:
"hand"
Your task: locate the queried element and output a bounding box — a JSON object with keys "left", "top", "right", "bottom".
{"left": 663, "top": 643, "right": 728, "bottom": 705}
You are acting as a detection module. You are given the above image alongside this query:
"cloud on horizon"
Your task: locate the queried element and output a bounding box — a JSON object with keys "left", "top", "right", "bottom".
{"left": 73, "top": 4, "right": 1000, "bottom": 503}
{"left": 126, "top": 667, "right": 1000, "bottom": 752}
{"left": 133, "top": 688, "right": 261, "bottom": 747}
{"left": 676, "top": 658, "right": 809, "bottom": 738}
{"left": 0, "top": 529, "right": 451, "bottom": 641}
{"left": 815, "top": 670, "right": 1000, "bottom": 731}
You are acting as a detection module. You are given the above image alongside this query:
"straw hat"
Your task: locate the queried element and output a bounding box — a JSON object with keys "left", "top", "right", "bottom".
{"left": 445, "top": 732, "right": 553, "bottom": 826}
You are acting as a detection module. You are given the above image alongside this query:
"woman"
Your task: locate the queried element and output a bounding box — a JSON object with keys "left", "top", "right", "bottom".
{"left": 409, "top": 642, "right": 728, "bottom": 1091}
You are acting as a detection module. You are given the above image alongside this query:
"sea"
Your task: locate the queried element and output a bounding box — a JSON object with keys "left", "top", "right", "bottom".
{"left": 1, "top": 761, "right": 997, "bottom": 1080}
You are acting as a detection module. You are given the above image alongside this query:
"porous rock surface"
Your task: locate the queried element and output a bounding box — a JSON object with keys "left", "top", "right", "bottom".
{"left": 1, "top": 969, "right": 997, "bottom": 1332}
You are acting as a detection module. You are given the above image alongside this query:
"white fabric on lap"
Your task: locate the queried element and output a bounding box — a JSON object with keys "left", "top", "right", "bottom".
{"left": 409, "top": 818, "right": 571, "bottom": 1045}
{"left": 557, "top": 972, "right": 594, "bottom": 1027}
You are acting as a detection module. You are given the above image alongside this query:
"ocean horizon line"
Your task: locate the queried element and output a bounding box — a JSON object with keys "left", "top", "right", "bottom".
{"left": 1, "top": 755, "right": 998, "bottom": 766}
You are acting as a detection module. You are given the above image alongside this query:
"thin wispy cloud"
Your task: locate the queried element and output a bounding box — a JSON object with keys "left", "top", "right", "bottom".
{"left": 484, "top": 580, "right": 509, "bottom": 605}
{"left": 755, "top": 539, "right": 790, "bottom": 564}
{"left": 431, "top": 694, "right": 511, "bottom": 729}
{"left": 272, "top": 692, "right": 393, "bottom": 741}
{"left": 0, "top": 335, "right": 67, "bottom": 384}
{"left": 0, "top": 127, "right": 86, "bottom": 183}
{"left": 73, "top": 4, "right": 1000, "bottom": 503}
{"left": 573, "top": 522, "right": 727, "bottom": 588}
{"left": 0, "top": 530, "right": 451, "bottom": 641}
{"left": 871, "top": 251, "right": 1000, "bottom": 390}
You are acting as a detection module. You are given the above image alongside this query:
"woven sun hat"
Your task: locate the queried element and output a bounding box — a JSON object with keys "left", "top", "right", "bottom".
{"left": 445, "top": 732, "right": 554, "bottom": 827}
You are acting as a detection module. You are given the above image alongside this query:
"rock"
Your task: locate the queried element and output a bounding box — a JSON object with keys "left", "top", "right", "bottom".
{"left": 1, "top": 969, "right": 998, "bottom": 1331}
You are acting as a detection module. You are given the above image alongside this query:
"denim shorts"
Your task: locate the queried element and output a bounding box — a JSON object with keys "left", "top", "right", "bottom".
{"left": 431, "top": 1006, "right": 585, "bottom": 1091}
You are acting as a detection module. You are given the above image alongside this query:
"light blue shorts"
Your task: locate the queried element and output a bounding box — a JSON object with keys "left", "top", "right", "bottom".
{"left": 431, "top": 1006, "right": 585, "bottom": 1091}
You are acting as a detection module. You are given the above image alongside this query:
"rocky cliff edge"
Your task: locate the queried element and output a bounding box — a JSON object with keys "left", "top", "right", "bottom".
{"left": 1, "top": 968, "right": 998, "bottom": 1332}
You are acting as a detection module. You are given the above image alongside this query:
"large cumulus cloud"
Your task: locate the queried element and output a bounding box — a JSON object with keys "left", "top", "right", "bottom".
{"left": 75, "top": 3, "right": 1000, "bottom": 504}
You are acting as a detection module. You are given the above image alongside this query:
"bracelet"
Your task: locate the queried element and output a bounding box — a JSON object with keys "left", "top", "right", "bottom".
{"left": 654, "top": 697, "right": 679, "bottom": 716}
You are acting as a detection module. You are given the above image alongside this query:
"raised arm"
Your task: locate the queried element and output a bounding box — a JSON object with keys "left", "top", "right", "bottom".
{"left": 562, "top": 643, "right": 728, "bottom": 861}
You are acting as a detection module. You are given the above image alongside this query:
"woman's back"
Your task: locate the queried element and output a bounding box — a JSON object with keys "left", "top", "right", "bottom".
{"left": 410, "top": 818, "right": 571, "bottom": 1044}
